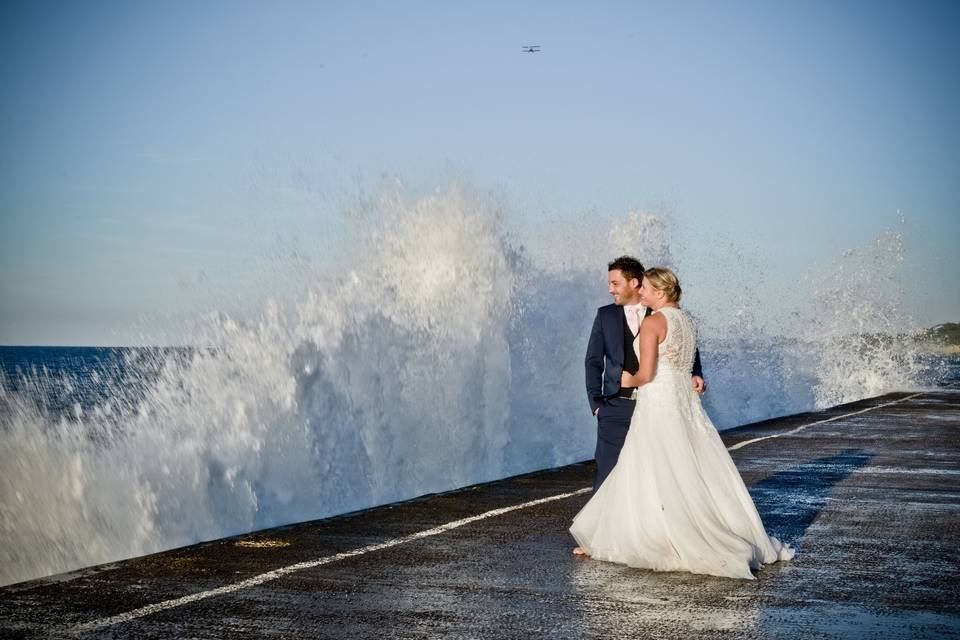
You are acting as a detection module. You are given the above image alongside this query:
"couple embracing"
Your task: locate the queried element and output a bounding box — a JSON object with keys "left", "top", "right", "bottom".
{"left": 569, "top": 256, "right": 794, "bottom": 580}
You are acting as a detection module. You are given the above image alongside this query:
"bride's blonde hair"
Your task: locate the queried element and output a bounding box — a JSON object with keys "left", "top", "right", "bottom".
{"left": 644, "top": 267, "right": 682, "bottom": 303}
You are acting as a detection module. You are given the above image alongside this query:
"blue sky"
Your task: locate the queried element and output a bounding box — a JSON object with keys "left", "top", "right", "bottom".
{"left": 1, "top": 1, "right": 958, "bottom": 345}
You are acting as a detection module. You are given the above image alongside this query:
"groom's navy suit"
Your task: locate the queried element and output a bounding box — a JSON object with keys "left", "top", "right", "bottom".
{"left": 585, "top": 303, "right": 703, "bottom": 491}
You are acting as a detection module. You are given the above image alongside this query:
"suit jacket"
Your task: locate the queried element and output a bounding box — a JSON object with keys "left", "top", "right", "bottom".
{"left": 584, "top": 303, "right": 704, "bottom": 413}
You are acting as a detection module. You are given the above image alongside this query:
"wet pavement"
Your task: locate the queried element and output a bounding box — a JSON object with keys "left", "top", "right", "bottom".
{"left": 1, "top": 390, "right": 958, "bottom": 639}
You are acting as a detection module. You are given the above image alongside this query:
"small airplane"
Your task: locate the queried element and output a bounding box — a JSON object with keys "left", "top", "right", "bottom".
{"left": 521, "top": 45, "right": 541, "bottom": 53}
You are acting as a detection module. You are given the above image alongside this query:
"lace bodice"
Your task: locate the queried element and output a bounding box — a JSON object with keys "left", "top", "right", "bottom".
{"left": 656, "top": 307, "right": 697, "bottom": 373}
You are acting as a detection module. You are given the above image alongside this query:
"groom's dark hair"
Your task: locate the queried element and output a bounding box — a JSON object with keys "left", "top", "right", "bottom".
{"left": 608, "top": 256, "right": 645, "bottom": 283}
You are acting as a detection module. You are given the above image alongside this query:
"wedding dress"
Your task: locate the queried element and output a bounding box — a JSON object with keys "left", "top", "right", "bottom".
{"left": 570, "top": 307, "right": 794, "bottom": 579}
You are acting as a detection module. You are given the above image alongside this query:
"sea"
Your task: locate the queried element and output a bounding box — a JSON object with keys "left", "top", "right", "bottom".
{"left": 1, "top": 183, "right": 957, "bottom": 587}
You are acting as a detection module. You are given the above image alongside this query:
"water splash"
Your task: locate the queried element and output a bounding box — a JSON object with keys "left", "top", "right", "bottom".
{"left": 0, "top": 182, "right": 943, "bottom": 586}
{"left": 804, "top": 228, "right": 924, "bottom": 407}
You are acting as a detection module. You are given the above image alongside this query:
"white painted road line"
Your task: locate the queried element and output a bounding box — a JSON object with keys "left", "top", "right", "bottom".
{"left": 726, "top": 392, "right": 924, "bottom": 451}
{"left": 72, "top": 392, "right": 924, "bottom": 634}
{"left": 72, "top": 487, "right": 592, "bottom": 634}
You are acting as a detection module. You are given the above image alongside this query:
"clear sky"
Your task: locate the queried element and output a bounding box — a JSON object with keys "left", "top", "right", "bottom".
{"left": 1, "top": 0, "right": 958, "bottom": 345}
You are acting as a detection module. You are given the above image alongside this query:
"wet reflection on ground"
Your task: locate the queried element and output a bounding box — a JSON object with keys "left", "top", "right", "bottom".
{"left": 0, "top": 392, "right": 957, "bottom": 639}
{"left": 570, "top": 558, "right": 765, "bottom": 637}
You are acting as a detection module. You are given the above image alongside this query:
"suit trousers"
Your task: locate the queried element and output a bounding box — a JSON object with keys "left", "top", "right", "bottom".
{"left": 594, "top": 396, "right": 636, "bottom": 492}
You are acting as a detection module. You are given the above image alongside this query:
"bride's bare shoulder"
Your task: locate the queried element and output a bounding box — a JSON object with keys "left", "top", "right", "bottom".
{"left": 640, "top": 312, "right": 667, "bottom": 333}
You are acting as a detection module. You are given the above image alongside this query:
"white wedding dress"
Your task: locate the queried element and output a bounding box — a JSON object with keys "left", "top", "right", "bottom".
{"left": 570, "top": 307, "right": 794, "bottom": 580}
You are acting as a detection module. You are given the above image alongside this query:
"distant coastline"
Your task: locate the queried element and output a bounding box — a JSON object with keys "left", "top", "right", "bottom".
{"left": 914, "top": 323, "right": 960, "bottom": 355}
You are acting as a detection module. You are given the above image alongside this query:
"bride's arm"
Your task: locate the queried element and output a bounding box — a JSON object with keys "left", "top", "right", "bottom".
{"left": 622, "top": 315, "right": 661, "bottom": 386}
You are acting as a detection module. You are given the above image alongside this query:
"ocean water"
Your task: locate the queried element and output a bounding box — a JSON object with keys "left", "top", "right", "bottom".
{"left": 0, "top": 182, "right": 955, "bottom": 587}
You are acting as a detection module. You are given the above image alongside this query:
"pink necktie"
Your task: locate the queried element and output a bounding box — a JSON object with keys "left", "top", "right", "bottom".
{"left": 627, "top": 307, "right": 641, "bottom": 335}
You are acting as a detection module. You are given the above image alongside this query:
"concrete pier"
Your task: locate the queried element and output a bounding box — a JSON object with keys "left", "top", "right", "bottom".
{"left": 1, "top": 390, "right": 958, "bottom": 639}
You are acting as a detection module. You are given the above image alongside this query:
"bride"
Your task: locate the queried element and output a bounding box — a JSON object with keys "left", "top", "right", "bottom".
{"left": 570, "top": 267, "right": 794, "bottom": 580}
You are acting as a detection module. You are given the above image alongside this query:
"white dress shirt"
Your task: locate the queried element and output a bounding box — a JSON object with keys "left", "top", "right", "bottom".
{"left": 623, "top": 303, "right": 645, "bottom": 336}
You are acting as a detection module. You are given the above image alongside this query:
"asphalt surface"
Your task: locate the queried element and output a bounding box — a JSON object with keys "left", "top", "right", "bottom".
{"left": 1, "top": 390, "right": 958, "bottom": 639}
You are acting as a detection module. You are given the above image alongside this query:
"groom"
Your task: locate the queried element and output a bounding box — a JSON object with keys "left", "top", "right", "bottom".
{"left": 585, "top": 256, "right": 705, "bottom": 491}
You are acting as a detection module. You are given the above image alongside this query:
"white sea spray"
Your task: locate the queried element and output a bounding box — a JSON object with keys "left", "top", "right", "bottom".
{"left": 0, "top": 182, "right": 944, "bottom": 586}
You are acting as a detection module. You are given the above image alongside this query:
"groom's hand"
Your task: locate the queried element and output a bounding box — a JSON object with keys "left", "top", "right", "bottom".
{"left": 692, "top": 376, "right": 706, "bottom": 395}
